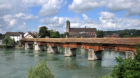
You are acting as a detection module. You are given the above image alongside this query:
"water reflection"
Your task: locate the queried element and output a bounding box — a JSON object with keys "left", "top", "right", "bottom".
{"left": 63, "top": 57, "right": 81, "bottom": 70}
{"left": 101, "top": 51, "right": 125, "bottom": 67}
{"left": 88, "top": 61, "right": 98, "bottom": 69}
{"left": 0, "top": 49, "right": 125, "bottom": 78}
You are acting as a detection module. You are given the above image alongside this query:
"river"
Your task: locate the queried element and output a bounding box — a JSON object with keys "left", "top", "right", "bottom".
{"left": 0, "top": 48, "right": 124, "bottom": 78}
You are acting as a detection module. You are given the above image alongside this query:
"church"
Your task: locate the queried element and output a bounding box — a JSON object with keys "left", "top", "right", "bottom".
{"left": 66, "top": 20, "right": 97, "bottom": 38}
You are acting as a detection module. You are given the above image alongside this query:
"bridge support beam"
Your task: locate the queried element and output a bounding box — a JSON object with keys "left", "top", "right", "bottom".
{"left": 47, "top": 45, "right": 54, "bottom": 54}
{"left": 88, "top": 49, "right": 97, "bottom": 61}
{"left": 64, "top": 47, "right": 73, "bottom": 57}
{"left": 125, "top": 51, "right": 134, "bottom": 59}
{"left": 25, "top": 43, "right": 29, "bottom": 49}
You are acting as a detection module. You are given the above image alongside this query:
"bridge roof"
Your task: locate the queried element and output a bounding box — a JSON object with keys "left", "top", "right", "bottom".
{"left": 21, "top": 38, "right": 140, "bottom": 46}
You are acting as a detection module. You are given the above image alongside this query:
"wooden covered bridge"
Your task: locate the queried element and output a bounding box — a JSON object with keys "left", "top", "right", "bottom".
{"left": 21, "top": 38, "right": 140, "bottom": 60}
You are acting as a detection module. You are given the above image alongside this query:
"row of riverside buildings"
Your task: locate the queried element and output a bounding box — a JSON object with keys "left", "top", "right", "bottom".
{"left": 0, "top": 20, "right": 98, "bottom": 44}
{"left": 0, "top": 20, "right": 119, "bottom": 45}
{"left": 0, "top": 32, "right": 38, "bottom": 44}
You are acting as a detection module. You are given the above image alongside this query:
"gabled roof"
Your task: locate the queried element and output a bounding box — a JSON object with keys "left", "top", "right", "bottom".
{"left": 5, "top": 32, "right": 24, "bottom": 36}
{"left": 69, "top": 28, "right": 96, "bottom": 32}
{"left": 24, "top": 32, "right": 38, "bottom": 38}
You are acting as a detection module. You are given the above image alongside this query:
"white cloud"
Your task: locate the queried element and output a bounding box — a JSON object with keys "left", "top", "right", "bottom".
{"left": 0, "top": 13, "right": 38, "bottom": 33}
{"left": 99, "top": 11, "right": 140, "bottom": 30}
{"left": 15, "top": 12, "right": 38, "bottom": 20}
{"left": 69, "top": 0, "right": 105, "bottom": 13}
{"left": 82, "top": 14, "right": 89, "bottom": 20}
{"left": 40, "top": 16, "right": 69, "bottom": 32}
{"left": 9, "top": 19, "right": 17, "bottom": 26}
{"left": 23, "top": 0, "right": 48, "bottom": 6}
{"left": 0, "top": 0, "right": 64, "bottom": 33}
{"left": 23, "top": 0, "right": 64, "bottom": 16}
{"left": 40, "top": 16, "right": 100, "bottom": 33}
{"left": 39, "top": 0, "right": 63, "bottom": 16}
{"left": 69, "top": 0, "right": 140, "bottom": 16}
{"left": 40, "top": 11, "right": 140, "bottom": 33}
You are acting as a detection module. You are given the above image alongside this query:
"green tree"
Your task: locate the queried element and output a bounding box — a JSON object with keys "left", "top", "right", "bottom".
{"left": 60, "top": 32, "right": 67, "bottom": 38}
{"left": 39, "top": 26, "right": 49, "bottom": 38}
{"left": 97, "top": 30, "right": 104, "bottom": 38}
{"left": 111, "top": 43, "right": 140, "bottom": 78}
{"left": 102, "top": 75, "right": 112, "bottom": 78}
{"left": 27, "top": 61, "right": 54, "bottom": 78}
{"left": 2, "top": 35, "right": 15, "bottom": 47}
{"left": 17, "top": 41, "right": 22, "bottom": 47}
{"left": 49, "top": 30, "right": 60, "bottom": 38}
{"left": 102, "top": 43, "right": 140, "bottom": 78}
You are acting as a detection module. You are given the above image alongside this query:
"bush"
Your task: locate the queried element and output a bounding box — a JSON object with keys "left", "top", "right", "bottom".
{"left": 102, "top": 43, "right": 140, "bottom": 78}
{"left": 102, "top": 75, "right": 112, "bottom": 78}
{"left": 27, "top": 61, "right": 54, "bottom": 78}
{"left": 2, "top": 35, "right": 15, "bottom": 47}
{"left": 111, "top": 43, "right": 140, "bottom": 78}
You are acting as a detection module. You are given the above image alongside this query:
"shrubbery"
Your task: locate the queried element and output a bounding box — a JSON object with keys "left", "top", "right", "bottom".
{"left": 2, "top": 35, "right": 15, "bottom": 47}
{"left": 103, "top": 43, "right": 140, "bottom": 78}
{"left": 27, "top": 61, "right": 54, "bottom": 78}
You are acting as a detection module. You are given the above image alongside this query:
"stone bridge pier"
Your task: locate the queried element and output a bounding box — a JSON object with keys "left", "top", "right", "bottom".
{"left": 64, "top": 47, "right": 76, "bottom": 57}
{"left": 47, "top": 44, "right": 55, "bottom": 53}
{"left": 47, "top": 45, "right": 61, "bottom": 54}
{"left": 34, "top": 42, "right": 46, "bottom": 51}
{"left": 25, "top": 43, "right": 33, "bottom": 49}
{"left": 88, "top": 49, "right": 97, "bottom": 61}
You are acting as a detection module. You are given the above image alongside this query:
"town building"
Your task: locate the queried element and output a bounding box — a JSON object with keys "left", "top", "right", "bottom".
{"left": 5, "top": 32, "right": 24, "bottom": 42}
{"left": 24, "top": 32, "right": 38, "bottom": 38}
{"left": 66, "top": 20, "right": 97, "bottom": 38}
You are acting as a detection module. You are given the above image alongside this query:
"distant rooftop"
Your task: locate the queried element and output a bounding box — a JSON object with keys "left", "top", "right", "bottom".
{"left": 5, "top": 32, "right": 24, "bottom": 36}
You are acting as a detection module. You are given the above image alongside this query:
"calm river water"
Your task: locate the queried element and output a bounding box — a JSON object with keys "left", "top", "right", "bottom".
{"left": 0, "top": 48, "right": 124, "bottom": 78}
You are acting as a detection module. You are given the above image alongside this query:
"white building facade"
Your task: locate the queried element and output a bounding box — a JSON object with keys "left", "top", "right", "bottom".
{"left": 24, "top": 32, "right": 38, "bottom": 38}
{"left": 5, "top": 32, "right": 24, "bottom": 42}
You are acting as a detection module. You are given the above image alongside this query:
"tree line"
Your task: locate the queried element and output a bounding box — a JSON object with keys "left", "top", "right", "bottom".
{"left": 96, "top": 29, "right": 140, "bottom": 38}
{"left": 39, "top": 26, "right": 67, "bottom": 38}
{"left": 104, "top": 29, "right": 140, "bottom": 37}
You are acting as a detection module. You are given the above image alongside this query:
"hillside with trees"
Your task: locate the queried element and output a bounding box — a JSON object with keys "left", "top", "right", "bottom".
{"left": 104, "top": 29, "right": 140, "bottom": 37}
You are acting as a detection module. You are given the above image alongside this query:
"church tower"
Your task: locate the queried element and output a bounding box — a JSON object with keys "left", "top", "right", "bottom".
{"left": 66, "top": 20, "right": 70, "bottom": 32}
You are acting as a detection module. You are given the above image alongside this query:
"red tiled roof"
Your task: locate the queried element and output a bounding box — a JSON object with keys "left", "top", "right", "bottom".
{"left": 69, "top": 28, "right": 96, "bottom": 32}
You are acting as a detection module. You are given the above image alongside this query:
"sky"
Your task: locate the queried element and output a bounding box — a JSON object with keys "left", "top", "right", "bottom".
{"left": 0, "top": 0, "right": 140, "bottom": 33}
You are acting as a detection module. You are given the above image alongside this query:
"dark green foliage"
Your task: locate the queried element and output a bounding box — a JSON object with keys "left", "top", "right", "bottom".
{"left": 0, "top": 33, "right": 2, "bottom": 36}
{"left": 38, "top": 26, "right": 60, "bottom": 38}
{"left": 60, "top": 32, "right": 68, "bottom": 38}
{"left": 17, "top": 41, "right": 22, "bottom": 47}
{"left": 2, "top": 35, "right": 15, "bottom": 47}
{"left": 102, "top": 75, "right": 112, "bottom": 78}
{"left": 49, "top": 30, "right": 60, "bottom": 38}
{"left": 97, "top": 30, "right": 104, "bottom": 38}
{"left": 39, "top": 26, "right": 49, "bottom": 38}
{"left": 111, "top": 43, "right": 140, "bottom": 78}
{"left": 27, "top": 61, "right": 54, "bottom": 78}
